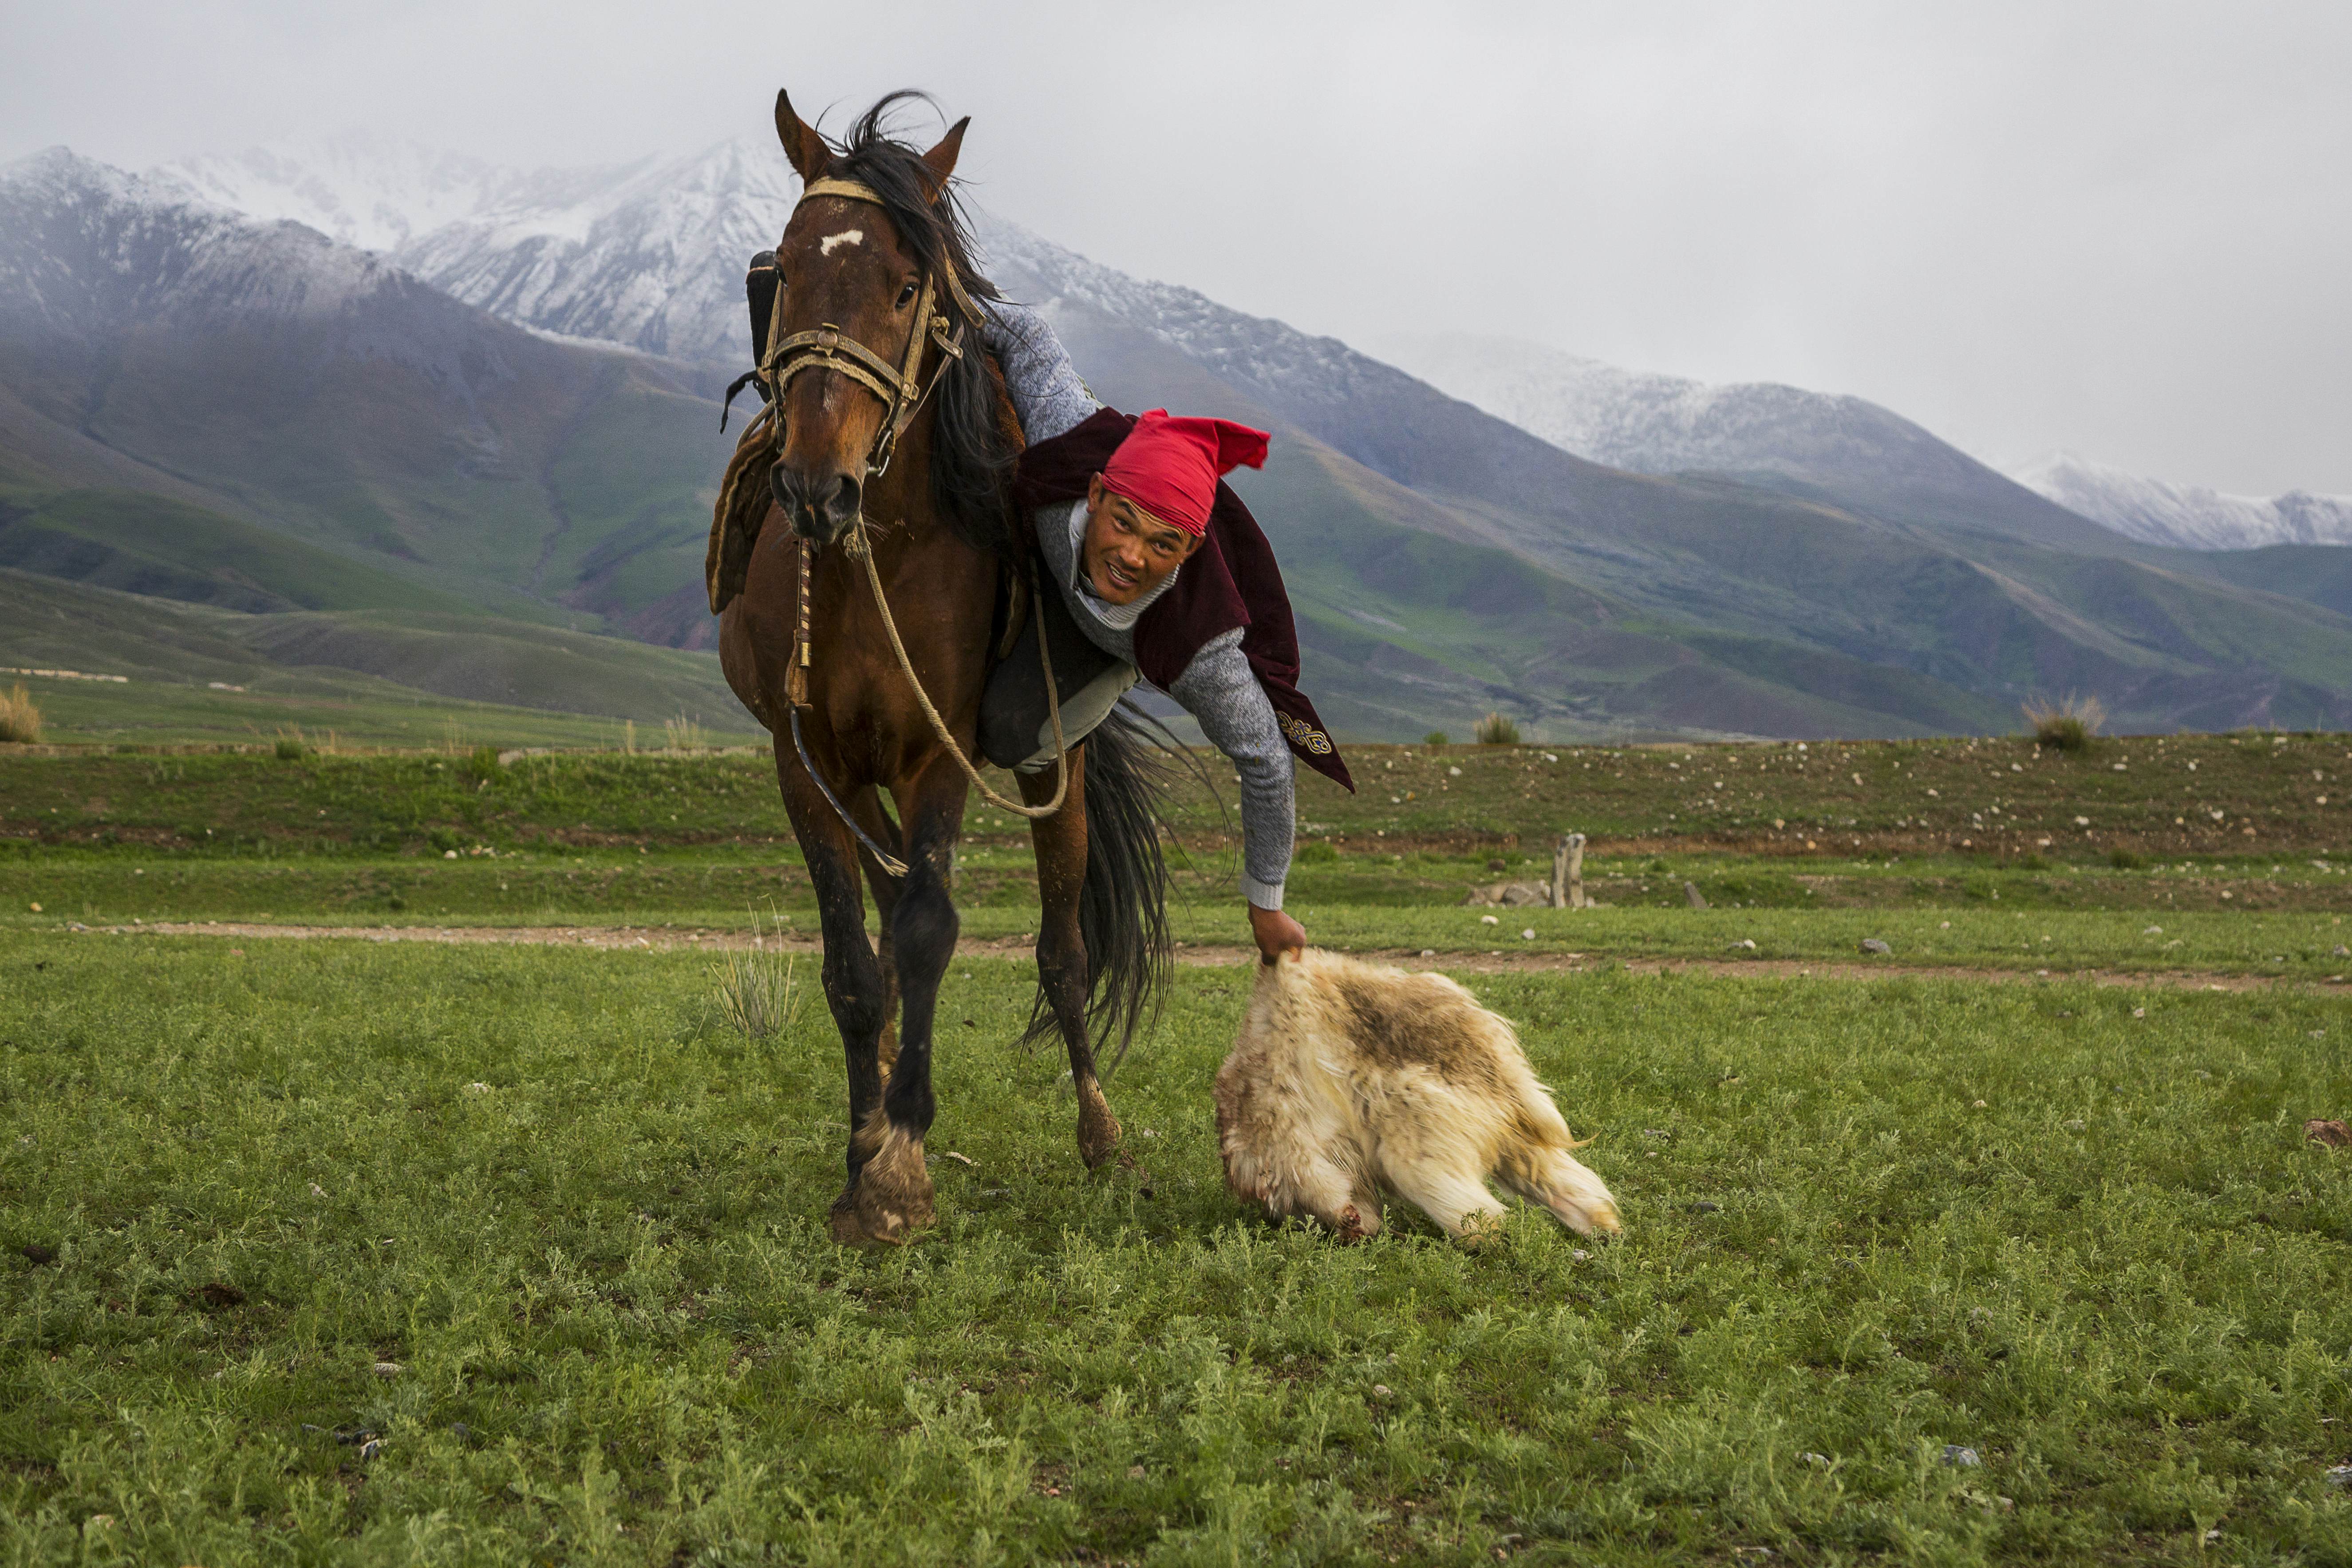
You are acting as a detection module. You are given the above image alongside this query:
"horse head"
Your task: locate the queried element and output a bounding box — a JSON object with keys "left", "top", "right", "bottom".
{"left": 766, "top": 90, "right": 969, "bottom": 545}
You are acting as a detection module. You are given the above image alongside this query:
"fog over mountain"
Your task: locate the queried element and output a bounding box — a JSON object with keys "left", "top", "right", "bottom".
{"left": 2007, "top": 452, "right": 2352, "bottom": 553}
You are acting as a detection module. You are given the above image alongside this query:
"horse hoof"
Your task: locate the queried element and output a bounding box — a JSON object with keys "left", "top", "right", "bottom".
{"left": 834, "top": 1121, "right": 935, "bottom": 1244}
{"left": 1077, "top": 1088, "right": 1122, "bottom": 1170}
{"left": 829, "top": 1195, "right": 894, "bottom": 1246}
{"left": 1079, "top": 1115, "right": 1123, "bottom": 1170}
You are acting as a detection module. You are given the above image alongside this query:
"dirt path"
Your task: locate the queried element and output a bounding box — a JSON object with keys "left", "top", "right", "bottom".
{"left": 70, "top": 921, "right": 2339, "bottom": 992}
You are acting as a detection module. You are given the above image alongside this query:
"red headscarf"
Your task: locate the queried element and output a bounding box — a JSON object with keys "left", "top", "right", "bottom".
{"left": 1098, "top": 409, "right": 1271, "bottom": 537}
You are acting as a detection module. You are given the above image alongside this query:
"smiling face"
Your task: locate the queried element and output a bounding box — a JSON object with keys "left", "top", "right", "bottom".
{"left": 1080, "top": 473, "right": 1204, "bottom": 605}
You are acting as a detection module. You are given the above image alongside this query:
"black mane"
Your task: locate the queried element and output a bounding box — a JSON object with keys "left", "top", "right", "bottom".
{"left": 821, "top": 92, "right": 1018, "bottom": 557}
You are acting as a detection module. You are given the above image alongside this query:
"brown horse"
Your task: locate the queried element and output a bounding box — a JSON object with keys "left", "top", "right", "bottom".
{"left": 718, "top": 91, "right": 1172, "bottom": 1244}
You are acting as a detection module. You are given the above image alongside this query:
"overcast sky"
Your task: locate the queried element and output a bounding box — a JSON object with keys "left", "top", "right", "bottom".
{"left": 7, "top": 0, "right": 2348, "bottom": 494}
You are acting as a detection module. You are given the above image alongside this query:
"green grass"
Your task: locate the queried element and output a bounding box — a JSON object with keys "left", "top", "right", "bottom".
{"left": 4, "top": 935, "right": 2351, "bottom": 1563}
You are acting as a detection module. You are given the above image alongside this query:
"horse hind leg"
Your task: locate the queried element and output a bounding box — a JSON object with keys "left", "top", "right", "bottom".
{"left": 1022, "top": 747, "right": 1121, "bottom": 1169}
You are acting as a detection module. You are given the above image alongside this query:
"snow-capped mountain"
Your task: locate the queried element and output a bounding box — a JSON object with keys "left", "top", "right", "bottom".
{"left": 158, "top": 130, "right": 627, "bottom": 253}
{"left": 1, "top": 145, "right": 521, "bottom": 392}
{"left": 0, "top": 145, "right": 723, "bottom": 635}
{"left": 1375, "top": 333, "right": 1957, "bottom": 482}
{"left": 2008, "top": 452, "right": 2352, "bottom": 552}
{"left": 1370, "top": 331, "right": 2133, "bottom": 550}
{"left": 159, "top": 135, "right": 797, "bottom": 369}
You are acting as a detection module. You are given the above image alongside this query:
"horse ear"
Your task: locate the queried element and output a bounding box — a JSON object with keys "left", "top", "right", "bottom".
{"left": 773, "top": 90, "right": 833, "bottom": 184}
{"left": 918, "top": 116, "right": 970, "bottom": 201}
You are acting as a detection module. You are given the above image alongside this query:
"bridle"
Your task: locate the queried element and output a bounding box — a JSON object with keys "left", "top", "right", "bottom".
{"left": 755, "top": 176, "right": 987, "bottom": 483}
{"left": 744, "top": 175, "right": 1073, "bottom": 877}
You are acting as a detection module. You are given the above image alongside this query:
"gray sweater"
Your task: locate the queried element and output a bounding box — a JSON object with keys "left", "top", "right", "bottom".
{"left": 986, "top": 300, "right": 1296, "bottom": 910}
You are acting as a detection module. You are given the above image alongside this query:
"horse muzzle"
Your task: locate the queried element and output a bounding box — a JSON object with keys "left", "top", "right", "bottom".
{"left": 770, "top": 462, "right": 864, "bottom": 544}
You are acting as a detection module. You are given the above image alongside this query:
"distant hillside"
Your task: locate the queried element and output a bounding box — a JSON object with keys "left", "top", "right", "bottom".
{"left": 2009, "top": 451, "right": 2352, "bottom": 552}
{"left": 0, "top": 487, "right": 478, "bottom": 614}
{"left": 983, "top": 221, "right": 2352, "bottom": 733}
{"left": 1375, "top": 332, "right": 2127, "bottom": 554}
{"left": 7, "top": 135, "right": 2349, "bottom": 741}
{"left": 0, "top": 147, "right": 735, "bottom": 650}
{"left": 0, "top": 567, "right": 757, "bottom": 747}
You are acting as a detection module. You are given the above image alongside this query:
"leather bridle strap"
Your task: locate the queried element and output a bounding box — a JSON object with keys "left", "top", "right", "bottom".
{"left": 758, "top": 178, "right": 969, "bottom": 479}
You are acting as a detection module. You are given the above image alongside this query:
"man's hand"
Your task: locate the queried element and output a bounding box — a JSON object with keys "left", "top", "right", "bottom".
{"left": 1249, "top": 903, "right": 1306, "bottom": 965}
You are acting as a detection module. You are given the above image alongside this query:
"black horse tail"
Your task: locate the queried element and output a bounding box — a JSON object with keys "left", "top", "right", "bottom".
{"left": 1021, "top": 701, "right": 1189, "bottom": 1069}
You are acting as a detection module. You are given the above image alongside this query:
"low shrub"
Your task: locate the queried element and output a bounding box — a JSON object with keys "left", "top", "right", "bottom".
{"left": 0, "top": 683, "right": 42, "bottom": 745}
{"left": 1473, "top": 711, "right": 1521, "bottom": 746}
{"left": 1423, "top": 730, "right": 1450, "bottom": 749}
{"left": 2024, "top": 693, "right": 2105, "bottom": 752}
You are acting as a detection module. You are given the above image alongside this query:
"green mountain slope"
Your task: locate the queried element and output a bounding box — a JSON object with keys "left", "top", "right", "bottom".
{"left": 1025, "top": 284, "right": 2352, "bottom": 735}
{"left": 0, "top": 569, "right": 758, "bottom": 747}
{"left": 0, "top": 487, "right": 480, "bottom": 615}
{"left": 2174, "top": 544, "right": 2352, "bottom": 623}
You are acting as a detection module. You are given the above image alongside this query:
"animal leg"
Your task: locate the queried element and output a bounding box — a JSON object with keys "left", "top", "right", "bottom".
{"left": 1022, "top": 747, "right": 1122, "bottom": 1169}
{"left": 1304, "top": 1157, "right": 1382, "bottom": 1241}
{"left": 773, "top": 753, "right": 890, "bottom": 1231}
{"left": 1385, "top": 1164, "right": 1511, "bottom": 1245}
{"left": 837, "top": 764, "right": 969, "bottom": 1244}
{"left": 1499, "top": 1144, "right": 1624, "bottom": 1238}
{"left": 851, "top": 786, "right": 905, "bottom": 1081}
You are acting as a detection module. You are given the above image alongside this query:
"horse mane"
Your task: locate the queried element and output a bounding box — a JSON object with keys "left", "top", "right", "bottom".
{"left": 823, "top": 92, "right": 1020, "bottom": 558}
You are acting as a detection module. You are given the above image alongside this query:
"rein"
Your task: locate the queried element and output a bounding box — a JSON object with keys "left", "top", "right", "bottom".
{"left": 763, "top": 176, "right": 1072, "bottom": 878}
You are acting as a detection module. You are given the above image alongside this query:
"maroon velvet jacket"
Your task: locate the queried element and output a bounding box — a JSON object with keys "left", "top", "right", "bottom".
{"left": 1012, "top": 408, "right": 1354, "bottom": 792}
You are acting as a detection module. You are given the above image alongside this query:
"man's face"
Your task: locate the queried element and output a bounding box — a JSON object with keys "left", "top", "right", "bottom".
{"left": 1080, "top": 473, "right": 1203, "bottom": 605}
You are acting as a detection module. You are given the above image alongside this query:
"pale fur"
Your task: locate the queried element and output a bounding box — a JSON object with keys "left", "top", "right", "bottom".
{"left": 1214, "top": 949, "right": 1622, "bottom": 1243}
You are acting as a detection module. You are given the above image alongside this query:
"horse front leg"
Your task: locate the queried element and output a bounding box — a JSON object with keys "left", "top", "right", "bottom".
{"left": 850, "top": 786, "right": 905, "bottom": 1082}
{"left": 775, "top": 760, "right": 893, "bottom": 1236}
{"left": 835, "top": 759, "right": 969, "bottom": 1244}
{"left": 1022, "top": 745, "right": 1122, "bottom": 1169}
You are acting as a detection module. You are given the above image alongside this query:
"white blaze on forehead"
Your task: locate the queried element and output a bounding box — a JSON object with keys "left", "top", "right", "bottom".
{"left": 818, "top": 229, "right": 864, "bottom": 256}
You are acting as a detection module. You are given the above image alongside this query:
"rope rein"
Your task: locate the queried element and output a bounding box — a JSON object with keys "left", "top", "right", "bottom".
{"left": 840, "top": 519, "right": 1071, "bottom": 819}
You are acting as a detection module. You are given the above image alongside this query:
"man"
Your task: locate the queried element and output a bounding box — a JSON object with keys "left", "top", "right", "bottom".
{"left": 979, "top": 304, "right": 1353, "bottom": 963}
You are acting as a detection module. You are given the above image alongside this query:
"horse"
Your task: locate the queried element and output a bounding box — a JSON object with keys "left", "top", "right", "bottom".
{"left": 717, "top": 90, "right": 1172, "bottom": 1245}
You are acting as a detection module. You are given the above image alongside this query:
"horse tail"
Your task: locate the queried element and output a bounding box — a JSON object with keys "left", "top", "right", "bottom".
{"left": 1022, "top": 701, "right": 1186, "bottom": 1069}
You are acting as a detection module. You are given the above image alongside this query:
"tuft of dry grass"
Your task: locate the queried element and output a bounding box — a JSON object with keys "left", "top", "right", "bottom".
{"left": 0, "top": 683, "right": 43, "bottom": 745}
{"left": 665, "top": 714, "right": 708, "bottom": 752}
{"left": 2023, "top": 693, "right": 2104, "bottom": 752}
{"left": 713, "top": 905, "right": 802, "bottom": 1041}
{"left": 1473, "top": 711, "right": 1521, "bottom": 746}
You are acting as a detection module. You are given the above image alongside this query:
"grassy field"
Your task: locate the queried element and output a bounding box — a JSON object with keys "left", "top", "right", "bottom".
{"left": 3, "top": 936, "right": 2349, "bottom": 1564}
{"left": 6, "top": 733, "right": 2352, "bottom": 1560}
{"left": 7, "top": 731, "right": 2347, "bottom": 859}
{"left": 6, "top": 735, "right": 2352, "bottom": 978}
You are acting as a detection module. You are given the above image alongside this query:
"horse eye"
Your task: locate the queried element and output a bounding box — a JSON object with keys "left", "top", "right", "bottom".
{"left": 896, "top": 281, "right": 918, "bottom": 308}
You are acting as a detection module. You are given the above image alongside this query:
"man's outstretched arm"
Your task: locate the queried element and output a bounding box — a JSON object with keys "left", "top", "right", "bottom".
{"left": 1168, "top": 628, "right": 1303, "bottom": 960}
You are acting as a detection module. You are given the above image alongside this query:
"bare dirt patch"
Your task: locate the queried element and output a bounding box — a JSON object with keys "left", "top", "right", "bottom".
{"left": 96, "top": 922, "right": 2341, "bottom": 991}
